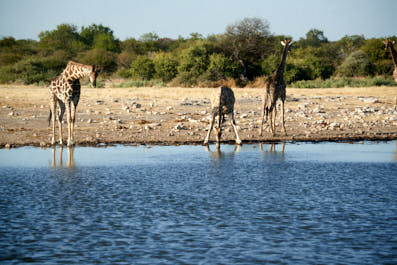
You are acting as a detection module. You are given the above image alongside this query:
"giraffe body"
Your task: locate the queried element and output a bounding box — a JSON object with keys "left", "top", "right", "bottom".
{"left": 49, "top": 61, "right": 100, "bottom": 146}
{"left": 260, "top": 40, "right": 292, "bottom": 137}
{"left": 204, "top": 86, "right": 242, "bottom": 146}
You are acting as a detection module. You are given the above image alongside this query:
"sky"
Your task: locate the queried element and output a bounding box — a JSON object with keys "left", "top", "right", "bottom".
{"left": 0, "top": 0, "right": 396, "bottom": 41}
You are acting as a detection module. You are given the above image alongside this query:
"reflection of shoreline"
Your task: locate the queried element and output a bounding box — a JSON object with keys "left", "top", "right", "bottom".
{"left": 51, "top": 146, "right": 75, "bottom": 168}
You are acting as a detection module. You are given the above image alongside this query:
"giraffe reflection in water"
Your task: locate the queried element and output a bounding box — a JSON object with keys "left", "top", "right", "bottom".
{"left": 260, "top": 142, "right": 286, "bottom": 159}
{"left": 51, "top": 146, "right": 75, "bottom": 168}
{"left": 205, "top": 144, "right": 241, "bottom": 161}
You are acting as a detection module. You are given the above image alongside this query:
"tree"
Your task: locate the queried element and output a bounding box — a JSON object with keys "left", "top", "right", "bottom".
{"left": 223, "top": 17, "right": 271, "bottom": 80}
{"left": 80, "top": 24, "right": 120, "bottom": 52}
{"left": 360, "top": 38, "right": 394, "bottom": 75}
{"left": 38, "top": 24, "right": 84, "bottom": 55}
{"left": 334, "top": 35, "right": 365, "bottom": 59}
{"left": 298, "top": 29, "right": 328, "bottom": 48}
{"left": 81, "top": 24, "right": 113, "bottom": 45}
{"left": 92, "top": 33, "right": 121, "bottom": 52}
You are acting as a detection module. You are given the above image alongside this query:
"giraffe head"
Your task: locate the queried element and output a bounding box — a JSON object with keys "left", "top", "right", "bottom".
{"left": 89, "top": 65, "right": 102, "bottom": 88}
{"left": 384, "top": 39, "right": 395, "bottom": 51}
{"left": 281, "top": 39, "right": 293, "bottom": 51}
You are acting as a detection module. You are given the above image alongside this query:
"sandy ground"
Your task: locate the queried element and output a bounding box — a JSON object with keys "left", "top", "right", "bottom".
{"left": 0, "top": 84, "right": 396, "bottom": 148}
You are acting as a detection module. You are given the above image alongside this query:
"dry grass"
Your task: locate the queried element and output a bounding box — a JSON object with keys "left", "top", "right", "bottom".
{"left": 1, "top": 84, "right": 396, "bottom": 105}
{"left": 1, "top": 84, "right": 396, "bottom": 104}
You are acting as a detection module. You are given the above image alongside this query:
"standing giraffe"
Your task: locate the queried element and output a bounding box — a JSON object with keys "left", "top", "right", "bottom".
{"left": 259, "top": 39, "right": 293, "bottom": 136}
{"left": 384, "top": 39, "right": 397, "bottom": 108}
{"left": 49, "top": 61, "right": 101, "bottom": 146}
{"left": 203, "top": 86, "right": 242, "bottom": 147}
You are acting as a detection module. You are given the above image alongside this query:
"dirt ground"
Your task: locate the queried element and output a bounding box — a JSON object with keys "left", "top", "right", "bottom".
{"left": 0, "top": 84, "right": 396, "bottom": 148}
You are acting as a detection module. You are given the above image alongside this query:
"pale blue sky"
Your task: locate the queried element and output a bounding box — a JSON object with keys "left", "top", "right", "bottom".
{"left": 0, "top": 0, "right": 396, "bottom": 41}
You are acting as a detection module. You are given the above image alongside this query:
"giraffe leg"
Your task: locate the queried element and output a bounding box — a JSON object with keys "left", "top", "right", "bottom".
{"left": 281, "top": 99, "right": 287, "bottom": 136}
{"left": 71, "top": 101, "right": 77, "bottom": 143}
{"left": 215, "top": 111, "right": 223, "bottom": 147}
{"left": 272, "top": 106, "right": 277, "bottom": 136}
{"left": 268, "top": 105, "right": 274, "bottom": 136}
{"left": 50, "top": 97, "right": 57, "bottom": 145}
{"left": 229, "top": 113, "right": 242, "bottom": 145}
{"left": 260, "top": 94, "right": 268, "bottom": 136}
{"left": 58, "top": 100, "right": 65, "bottom": 145}
{"left": 204, "top": 112, "right": 216, "bottom": 145}
{"left": 65, "top": 102, "right": 73, "bottom": 146}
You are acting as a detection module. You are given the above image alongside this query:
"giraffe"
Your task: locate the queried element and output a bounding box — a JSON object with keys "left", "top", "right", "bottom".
{"left": 49, "top": 61, "right": 101, "bottom": 146}
{"left": 384, "top": 39, "right": 397, "bottom": 109}
{"left": 259, "top": 39, "right": 293, "bottom": 136}
{"left": 203, "top": 86, "right": 242, "bottom": 147}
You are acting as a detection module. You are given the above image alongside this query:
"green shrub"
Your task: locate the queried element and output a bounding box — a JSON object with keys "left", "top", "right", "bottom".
{"left": 178, "top": 41, "right": 210, "bottom": 77}
{"left": 0, "top": 58, "right": 57, "bottom": 84}
{"left": 153, "top": 53, "right": 178, "bottom": 82}
{"left": 170, "top": 71, "right": 198, "bottom": 87}
{"left": 336, "top": 50, "right": 373, "bottom": 77}
{"left": 0, "top": 65, "right": 18, "bottom": 83}
{"left": 129, "top": 56, "right": 155, "bottom": 80}
{"left": 115, "top": 68, "right": 131, "bottom": 78}
{"left": 207, "top": 53, "right": 240, "bottom": 80}
{"left": 77, "top": 48, "right": 118, "bottom": 73}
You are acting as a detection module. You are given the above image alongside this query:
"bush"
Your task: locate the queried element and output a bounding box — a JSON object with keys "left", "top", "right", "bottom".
{"left": 0, "top": 65, "right": 18, "bottom": 83}
{"left": 283, "top": 63, "right": 310, "bottom": 84}
{"left": 115, "top": 68, "right": 131, "bottom": 78}
{"left": 169, "top": 71, "right": 198, "bottom": 87}
{"left": 153, "top": 53, "right": 178, "bottom": 82}
{"left": 77, "top": 48, "right": 118, "bottom": 73}
{"left": 178, "top": 41, "right": 210, "bottom": 77}
{"left": 129, "top": 56, "right": 155, "bottom": 80}
{"left": 336, "top": 50, "right": 373, "bottom": 77}
{"left": 117, "top": 50, "right": 136, "bottom": 68}
{"left": 207, "top": 53, "right": 240, "bottom": 80}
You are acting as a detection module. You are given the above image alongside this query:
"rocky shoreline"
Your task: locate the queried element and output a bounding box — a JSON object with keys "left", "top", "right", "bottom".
{"left": 1, "top": 86, "right": 396, "bottom": 149}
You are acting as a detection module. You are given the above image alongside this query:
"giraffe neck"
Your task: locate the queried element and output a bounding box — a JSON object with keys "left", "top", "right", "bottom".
{"left": 389, "top": 43, "right": 397, "bottom": 68}
{"left": 275, "top": 45, "right": 289, "bottom": 78}
{"left": 62, "top": 61, "right": 92, "bottom": 81}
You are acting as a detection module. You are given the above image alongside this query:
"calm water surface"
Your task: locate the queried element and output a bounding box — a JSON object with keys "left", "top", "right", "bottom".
{"left": 0, "top": 142, "right": 396, "bottom": 264}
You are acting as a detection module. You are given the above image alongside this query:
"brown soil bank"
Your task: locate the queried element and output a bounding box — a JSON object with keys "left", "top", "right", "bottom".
{"left": 0, "top": 85, "right": 396, "bottom": 148}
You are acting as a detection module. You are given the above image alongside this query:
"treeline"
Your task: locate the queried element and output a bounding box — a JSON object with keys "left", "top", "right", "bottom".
{"left": 0, "top": 18, "right": 396, "bottom": 87}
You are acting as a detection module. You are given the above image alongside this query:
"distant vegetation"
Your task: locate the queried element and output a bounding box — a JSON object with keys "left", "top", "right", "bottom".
{"left": 0, "top": 18, "right": 396, "bottom": 87}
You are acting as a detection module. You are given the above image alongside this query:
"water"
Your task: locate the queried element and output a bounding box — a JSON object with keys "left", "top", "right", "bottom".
{"left": 0, "top": 142, "right": 396, "bottom": 264}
